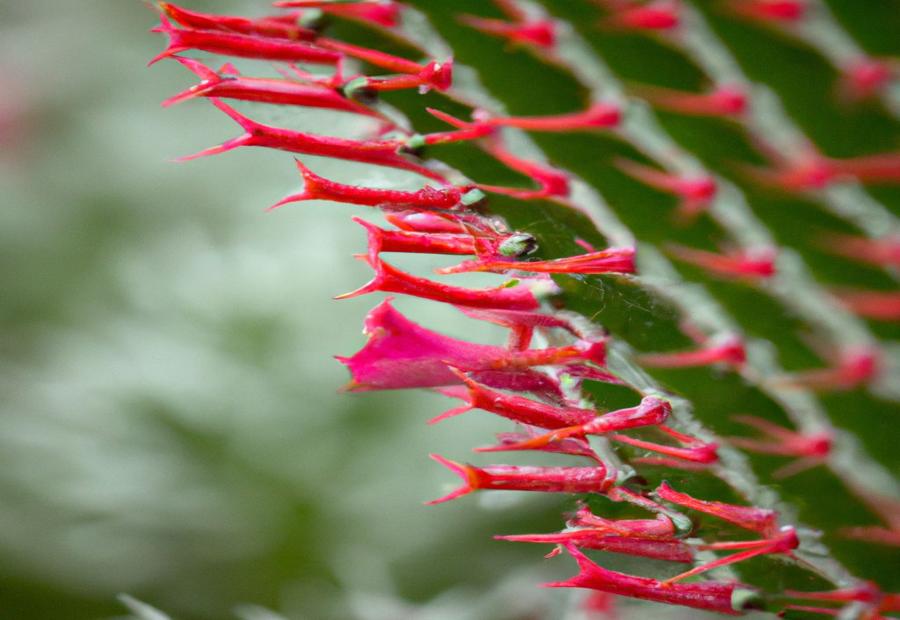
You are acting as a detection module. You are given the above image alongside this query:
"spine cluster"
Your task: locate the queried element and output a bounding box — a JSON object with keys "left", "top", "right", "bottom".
{"left": 148, "top": 1, "right": 898, "bottom": 617}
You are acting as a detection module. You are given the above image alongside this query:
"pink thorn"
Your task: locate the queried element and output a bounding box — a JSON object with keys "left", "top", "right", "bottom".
{"left": 730, "top": 415, "right": 832, "bottom": 457}
{"left": 271, "top": 159, "right": 461, "bottom": 210}
{"left": 840, "top": 525, "right": 900, "bottom": 548}
{"left": 497, "top": 530, "right": 694, "bottom": 563}
{"left": 149, "top": 14, "right": 340, "bottom": 66}
{"left": 831, "top": 152, "right": 900, "bottom": 185}
{"left": 635, "top": 83, "right": 749, "bottom": 118}
{"left": 431, "top": 369, "right": 597, "bottom": 429}
{"left": 429, "top": 456, "right": 612, "bottom": 504}
{"left": 601, "top": 1, "right": 681, "bottom": 32}
{"left": 656, "top": 481, "right": 779, "bottom": 536}
{"left": 778, "top": 346, "right": 881, "bottom": 391}
{"left": 273, "top": 0, "right": 401, "bottom": 28}
{"left": 667, "top": 244, "right": 777, "bottom": 279}
{"left": 611, "top": 428, "right": 719, "bottom": 464}
{"left": 438, "top": 247, "right": 636, "bottom": 276}
{"left": 317, "top": 36, "right": 423, "bottom": 74}
{"left": 484, "top": 103, "right": 621, "bottom": 132}
{"left": 663, "top": 526, "right": 798, "bottom": 584}
{"left": 158, "top": 2, "right": 315, "bottom": 40}
{"left": 841, "top": 57, "right": 895, "bottom": 102}
{"left": 545, "top": 545, "right": 759, "bottom": 615}
{"left": 319, "top": 38, "right": 453, "bottom": 93}
{"left": 818, "top": 233, "right": 900, "bottom": 268}
{"left": 485, "top": 395, "right": 671, "bottom": 452}
{"left": 476, "top": 428, "right": 603, "bottom": 463}
{"left": 426, "top": 454, "right": 480, "bottom": 505}
{"left": 726, "top": 0, "right": 807, "bottom": 24}
{"left": 575, "top": 238, "right": 597, "bottom": 253}
{"left": 417, "top": 108, "right": 496, "bottom": 145}
{"left": 745, "top": 154, "right": 836, "bottom": 192}
{"left": 163, "top": 58, "right": 373, "bottom": 113}
{"left": 833, "top": 289, "right": 900, "bottom": 321}
{"left": 638, "top": 334, "right": 746, "bottom": 369}
{"left": 480, "top": 139, "right": 571, "bottom": 199}
{"left": 180, "top": 99, "right": 443, "bottom": 180}
{"left": 427, "top": 403, "right": 473, "bottom": 426}
{"left": 728, "top": 415, "right": 831, "bottom": 478}
{"left": 353, "top": 218, "right": 477, "bottom": 256}
{"left": 571, "top": 505, "right": 678, "bottom": 539}
{"left": 615, "top": 158, "right": 717, "bottom": 215}
{"left": 785, "top": 582, "right": 885, "bottom": 611}
{"left": 459, "top": 14, "right": 557, "bottom": 50}
{"left": 336, "top": 253, "right": 540, "bottom": 310}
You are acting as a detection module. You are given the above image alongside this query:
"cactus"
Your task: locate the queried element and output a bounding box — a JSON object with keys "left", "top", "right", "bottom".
{"left": 148, "top": 1, "right": 899, "bottom": 617}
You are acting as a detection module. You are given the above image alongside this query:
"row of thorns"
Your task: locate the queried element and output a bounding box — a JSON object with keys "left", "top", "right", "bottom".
{"left": 149, "top": 1, "right": 897, "bottom": 617}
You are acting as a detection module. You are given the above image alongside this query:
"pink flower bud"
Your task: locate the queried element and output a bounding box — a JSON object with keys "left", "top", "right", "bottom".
{"left": 384, "top": 211, "right": 468, "bottom": 234}
{"left": 338, "top": 299, "right": 607, "bottom": 392}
